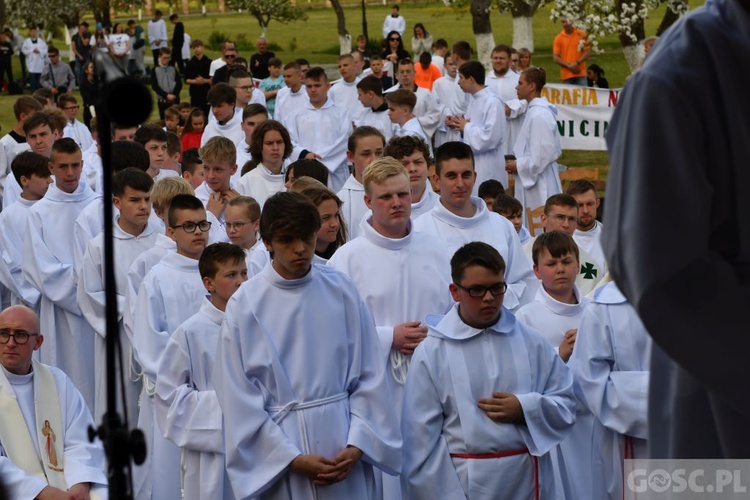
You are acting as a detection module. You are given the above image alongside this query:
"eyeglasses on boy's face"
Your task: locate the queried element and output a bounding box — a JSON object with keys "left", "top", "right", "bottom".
{"left": 0, "top": 329, "right": 39, "bottom": 345}
{"left": 454, "top": 282, "right": 508, "bottom": 298}
{"left": 171, "top": 220, "right": 212, "bottom": 233}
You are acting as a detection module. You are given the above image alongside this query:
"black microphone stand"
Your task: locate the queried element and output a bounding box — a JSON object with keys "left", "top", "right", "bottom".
{"left": 88, "top": 51, "right": 153, "bottom": 500}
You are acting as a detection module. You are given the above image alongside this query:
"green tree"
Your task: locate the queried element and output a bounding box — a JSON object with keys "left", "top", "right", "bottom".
{"left": 228, "top": 0, "right": 307, "bottom": 38}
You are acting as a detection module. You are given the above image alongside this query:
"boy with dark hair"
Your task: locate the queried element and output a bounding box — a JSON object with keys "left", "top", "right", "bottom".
{"left": 135, "top": 123, "right": 176, "bottom": 181}
{"left": 132, "top": 193, "right": 209, "bottom": 499}
{"left": 59, "top": 94, "right": 93, "bottom": 151}
{"left": 337, "top": 126, "right": 385, "bottom": 238}
{"left": 0, "top": 152, "right": 52, "bottom": 307}
{"left": 356, "top": 75, "right": 393, "bottom": 141}
{"left": 22, "top": 138, "right": 98, "bottom": 409}
{"left": 491, "top": 193, "right": 530, "bottom": 244}
{"left": 401, "top": 241, "right": 576, "bottom": 499}
{"left": 236, "top": 103, "right": 269, "bottom": 175}
{"left": 78, "top": 168, "right": 158, "bottom": 423}
{"left": 330, "top": 54, "right": 366, "bottom": 122}
{"left": 477, "top": 179, "right": 504, "bottom": 209}
{"left": 387, "top": 89, "right": 430, "bottom": 147}
{"left": 213, "top": 191, "right": 401, "bottom": 498}
{"left": 164, "top": 130, "right": 182, "bottom": 174}
{"left": 0, "top": 96, "right": 43, "bottom": 207}
{"left": 275, "top": 61, "right": 308, "bottom": 128}
{"left": 384, "top": 134, "right": 437, "bottom": 219}
{"left": 181, "top": 147, "right": 205, "bottom": 188}
{"left": 260, "top": 56, "right": 284, "bottom": 117}
{"left": 164, "top": 105, "right": 181, "bottom": 134}
{"left": 286, "top": 66, "right": 352, "bottom": 192}
{"left": 202, "top": 82, "right": 243, "bottom": 146}
{"left": 414, "top": 141, "right": 537, "bottom": 311}
{"left": 155, "top": 242, "right": 247, "bottom": 500}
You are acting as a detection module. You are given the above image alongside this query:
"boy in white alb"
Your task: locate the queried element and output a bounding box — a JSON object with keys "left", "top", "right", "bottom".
{"left": 213, "top": 192, "right": 402, "bottom": 498}
{"left": 235, "top": 119, "right": 291, "bottom": 208}
{"left": 515, "top": 231, "right": 594, "bottom": 500}
{"left": 77, "top": 168, "right": 158, "bottom": 424}
{"left": 384, "top": 135, "right": 438, "bottom": 220}
{"left": 286, "top": 67, "right": 352, "bottom": 192}
{"left": 234, "top": 104, "right": 268, "bottom": 180}
{"left": 196, "top": 136, "right": 239, "bottom": 244}
{"left": 491, "top": 194, "right": 532, "bottom": 245}
{"left": 59, "top": 94, "right": 93, "bottom": 152}
{"left": 328, "top": 159, "right": 452, "bottom": 500}
{"left": 131, "top": 194, "right": 209, "bottom": 500}
{"left": 0, "top": 152, "right": 51, "bottom": 308}
{"left": 274, "top": 61, "right": 308, "bottom": 129}
{"left": 201, "top": 83, "right": 244, "bottom": 147}
{"left": 567, "top": 179, "right": 607, "bottom": 272}
{"left": 336, "top": 126, "right": 385, "bottom": 239}
{"left": 22, "top": 138, "right": 98, "bottom": 410}
{"left": 569, "top": 281, "right": 651, "bottom": 499}
{"left": 387, "top": 89, "right": 430, "bottom": 148}
{"left": 134, "top": 123, "right": 178, "bottom": 182}
{"left": 449, "top": 61, "right": 506, "bottom": 191}
{"left": 330, "top": 54, "right": 366, "bottom": 121}
{"left": 432, "top": 53, "right": 467, "bottom": 149}
{"left": 414, "top": 141, "right": 537, "bottom": 311}
{"left": 155, "top": 243, "right": 248, "bottom": 500}
{"left": 356, "top": 76, "right": 394, "bottom": 142}
{"left": 401, "top": 242, "right": 576, "bottom": 499}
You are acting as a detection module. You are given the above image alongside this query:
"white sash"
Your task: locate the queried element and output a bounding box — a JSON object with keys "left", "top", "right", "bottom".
{"left": 0, "top": 360, "right": 67, "bottom": 490}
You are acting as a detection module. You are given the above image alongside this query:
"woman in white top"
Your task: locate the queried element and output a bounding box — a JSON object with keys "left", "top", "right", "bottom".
{"left": 108, "top": 23, "right": 131, "bottom": 73}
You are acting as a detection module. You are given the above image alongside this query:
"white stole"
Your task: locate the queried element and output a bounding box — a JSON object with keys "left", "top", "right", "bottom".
{"left": 0, "top": 360, "right": 67, "bottom": 490}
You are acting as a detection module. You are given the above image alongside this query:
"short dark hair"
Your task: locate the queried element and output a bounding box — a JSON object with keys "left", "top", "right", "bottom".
{"left": 459, "top": 61, "right": 485, "bottom": 85}
{"left": 478, "top": 179, "right": 505, "bottom": 200}
{"left": 166, "top": 131, "right": 182, "bottom": 157}
{"left": 56, "top": 94, "right": 77, "bottom": 109}
{"left": 181, "top": 148, "right": 203, "bottom": 175}
{"left": 348, "top": 126, "right": 386, "bottom": 153}
{"left": 242, "top": 103, "right": 268, "bottom": 121}
{"left": 544, "top": 193, "right": 578, "bottom": 214}
{"left": 199, "top": 242, "right": 246, "bottom": 279}
{"left": 168, "top": 194, "right": 205, "bottom": 227}
{"left": 452, "top": 41, "right": 473, "bottom": 62}
{"left": 492, "top": 44, "right": 512, "bottom": 57}
{"left": 260, "top": 191, "right": 321, "bottom": 245}
{"left": 50, "top": 138, "right": 80, "bottom": 159}
{"left": 285, "top": 159, "right": 329, "bottom": 186}
{"left": 111, "top": 122, "right": 138, "bottom": 136}
{"left": 169, "top": 13, "right": 179, "bottom": 21}
{"left": 112, "top": 167, "right": 154, "bottom": 197}
{"left": 159, "top": 47, "right": 172, "bottom": 56}
{"left": 268, "top": 57, "right": 282, "bottom": 68}
{"left": 295, "top": 58, "right": 310, "bottom": 66}
{"left": 491, "top": 194, "right": 522, "bottom": 215}
{"left": 207, "top": 83, "right": 237, "bottom": 107}
{"left": 284, "top": 61, "right": 301, "bottom": 71}
{"left": 522, "top": 67, "right": 546, "bottom": 92}
{"left": 47, "top": 46, "right": 60, "bottom": 55}
{"left": 435, "top": 141, "right": 474, "bottom": 176}
{"left": 356, "top": 75, "right": 383, "bottom": 95}
{"left": 134, "top": 123, "right": 168, "bottom": 147}
{"left": 11, "top": 151, "right": 50, "bottom": 185}
{"left": 111, "top": 141, "right": 150, "bottom": 172}
{"left": 22, "top": 111, "right": 55, "bottom": 135}
{"left": 531, "top": 230, "right": 579, "bottom": 266}
{"left": 566, "top": 179, "right": 597, "bottom": 197}
{"left": 13, "top": 96, "right": 43, "bottom": 121}
{"left": 228, "top": 68, "right": 252, "bottom": 81}
{"left": 385, "top": 89, "right": 416, "bottom": 111}
{"left": 384, "top": 135, "right": 431, "bottom": 164}
{"left": 450, "top": 242, "right": 506, "bottom": 283}
{"left": 305, "top": 67, "right": 328, "bottom": 82}
{"left": 435, "top": 38, "right": 448, "bottom": 49}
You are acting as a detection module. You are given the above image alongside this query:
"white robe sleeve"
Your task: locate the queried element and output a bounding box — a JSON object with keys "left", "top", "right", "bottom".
{"left": 22, "top": 210, "right": 81, "bottom": 315}
{"left": 132, "top": 277, "right": 169, "bottom": 383}
{"left": 77, "top": 239, "right": 117, "bottom": 338}
{"left": 0, "top": 455, "right": 48, "bottom": 499}
{"left": 570, "top": 305, "right": 649, "bottom": 439}
{"left": 514, "top": 332, "right": 577, "bottom": 455}
{"left": 154, "top": 332, "right": 224, "bottom": 453}
{"left": 515, "top": 111, "right": 561, "bottom": 190}
{"left": 463, "top": 98, "right": 504, "bottom": 154}
{"left": 401, "top": 344, "right": 467, "bottom": 500}
{"left": 501, "top": 219, "right": 538, "bottom": 311}
{"left": 0, "top": 211, "right": 40, "bottom": 306}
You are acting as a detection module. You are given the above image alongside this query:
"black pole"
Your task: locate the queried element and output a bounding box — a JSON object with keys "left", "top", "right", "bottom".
{"left": 361, "top": 0, "right": 369, "bottom": 44}
{"left": 88, "top": 51, "right": 152, "bottom": 499}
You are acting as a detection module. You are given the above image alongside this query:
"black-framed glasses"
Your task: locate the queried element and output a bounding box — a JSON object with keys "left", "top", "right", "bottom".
{"left": 225, "top": 220, "right": 253, "bottom": 230}
{"left": 454, "top": 282, "right": 507, "bottom": 298}
{"left": 64, "top": 105, "right": 79, "bottom": 111}
{"left": 171, "top": 220, "right": 212, "bottom": 233}
{"left": 0, "top": 329, "right": 39, "bottom": 345}
{"left": 549, "top": 214, "right": 578, "bottom": 225}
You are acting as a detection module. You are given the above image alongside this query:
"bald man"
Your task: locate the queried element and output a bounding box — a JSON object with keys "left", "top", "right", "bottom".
{"left": 0, "top": 306, "right": 108, "bottom": 499}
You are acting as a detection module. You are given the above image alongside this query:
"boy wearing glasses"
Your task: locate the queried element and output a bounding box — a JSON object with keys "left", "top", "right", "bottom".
{"left": 59, "top": 94, "right": 92, "bottom": 151}
{"left": 522, "top": 194, "right": 604, "bottom": 295}
{"left": 401, "top": 242, "right": 576, "bottom": 500}
{"left": 131, "top": 194, "right": 209, "bottom": 500}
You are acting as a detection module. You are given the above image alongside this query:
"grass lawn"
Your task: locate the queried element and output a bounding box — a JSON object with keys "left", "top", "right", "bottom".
{"left": 0, "top": 1, "right": 703, "bottom": 178}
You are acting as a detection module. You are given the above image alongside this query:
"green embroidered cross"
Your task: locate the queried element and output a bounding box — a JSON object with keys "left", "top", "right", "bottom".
{"left": 581, "top": 262, "right": 597, "bottom": 280}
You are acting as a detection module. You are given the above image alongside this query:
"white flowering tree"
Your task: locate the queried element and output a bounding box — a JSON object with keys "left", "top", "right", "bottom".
{"left": 551, "top": 0, "right": 688, "bottom": 71}
{"left": 6, "top": 0, "right": 88, "bottom": 30}
{"left": 228, "top": 0, "right": 307, "bottom": 38}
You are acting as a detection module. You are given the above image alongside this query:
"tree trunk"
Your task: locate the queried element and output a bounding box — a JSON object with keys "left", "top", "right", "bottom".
{"left": 181, "top": 0, "right": 189, "bottom": 14}
{"left": 511, "top": 16, "right": 534, "bottom": 52}
{"left": 145, "top": 0, "right": 154, "bottom": 17}
{"left": 0, "top": 0, "right": 6, "bottom": 31}
{"left": 617, "top": 0, "right": 645, "bottom": 73}
{"left": 261, "top": 26, "right": 268, "bottom": 38}
{"left": 329, "top": 0, "right": 350, "bottom": 54}
{"left": 218, "top": 0, "right": 226, "bottom": 13}
{"left": 656, "top": 5, "right": 681, "bottom": 36}
{"left": 471, "top": 0, "right": 495, "bottom": 69}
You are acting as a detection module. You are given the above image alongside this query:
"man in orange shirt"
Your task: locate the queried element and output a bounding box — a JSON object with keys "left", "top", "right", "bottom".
{"left": 553, "top": 18, "right": 590, "bottom": 85}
